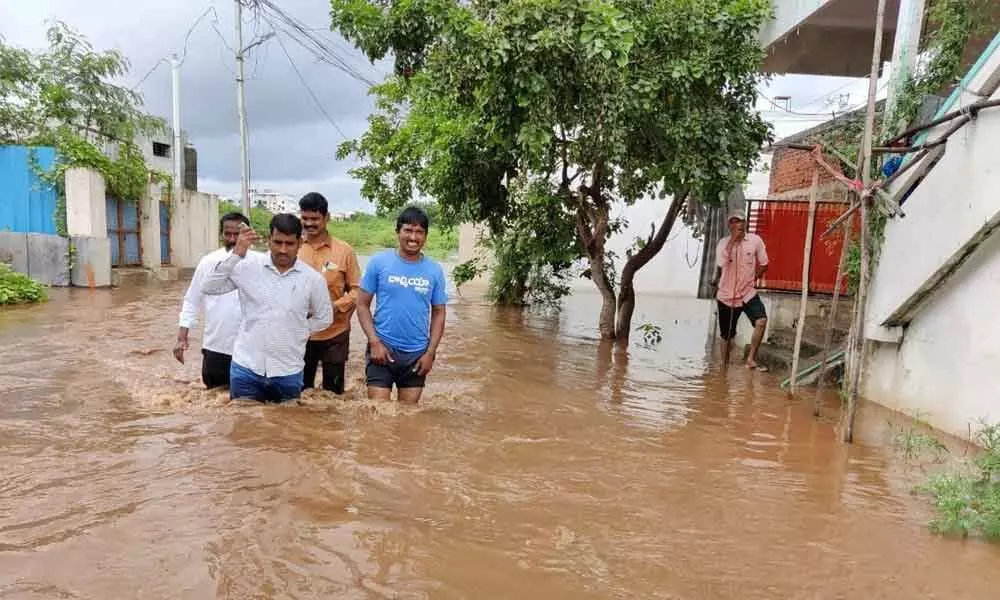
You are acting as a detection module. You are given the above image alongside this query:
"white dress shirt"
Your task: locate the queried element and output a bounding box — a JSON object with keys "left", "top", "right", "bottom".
{"left": 201, "top": 251, "right": 334, "bottom": 377}
{"left": 178, "top": 247, "right": 245, "bottom": 355}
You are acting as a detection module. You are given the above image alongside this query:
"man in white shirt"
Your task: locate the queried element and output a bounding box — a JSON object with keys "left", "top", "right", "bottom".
{"left": 202, "top": 213, "right": 333, "bottom": 403}
{"left": 173, "top": 212, "right": 250, "bottom": 389}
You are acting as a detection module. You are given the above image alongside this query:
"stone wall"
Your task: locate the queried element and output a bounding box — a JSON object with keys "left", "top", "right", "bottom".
{"left": 0, "top": 231, "right": 70, "bottom": 286}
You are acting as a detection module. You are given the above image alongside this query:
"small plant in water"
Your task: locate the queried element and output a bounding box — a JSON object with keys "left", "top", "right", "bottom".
{"left": 917, "top": 421, "right": 1000, "bottom": 540}
{"left": 891, "top": 411, "right": 948, "bottom": 463}
{"left": 636, "top": 323, "right": 662, "bottom": 347}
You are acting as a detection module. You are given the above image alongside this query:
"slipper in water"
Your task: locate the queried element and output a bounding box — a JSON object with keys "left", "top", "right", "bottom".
{"left": 746, "top": 363, "right": 769, "bottom": 372}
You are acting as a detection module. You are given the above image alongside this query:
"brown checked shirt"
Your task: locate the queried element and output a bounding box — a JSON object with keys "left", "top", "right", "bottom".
{"left": 297, "top": 233, "right": 362, "bottom": 341}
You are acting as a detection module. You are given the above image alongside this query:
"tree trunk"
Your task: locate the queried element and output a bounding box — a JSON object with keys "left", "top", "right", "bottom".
{"left": 589, "top": 251, "right": 618, "bottom": 338}
{"left": 574, "top": 176, "right": 618, "bottom": 339}
{"left": 614, "top": 193, "right": 688, "bottom": 341}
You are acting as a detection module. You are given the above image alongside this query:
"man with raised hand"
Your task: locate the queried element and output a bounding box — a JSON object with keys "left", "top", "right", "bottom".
{"left": 202, "top": 214, "right": 333, "bottom": 402}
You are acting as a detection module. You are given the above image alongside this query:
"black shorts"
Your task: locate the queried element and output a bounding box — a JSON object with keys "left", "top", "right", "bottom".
{"left": 366, "top": 345, "right": 427, "bottom": 389}
{"left": 717, "top": 295, "right": 767, "bottom": 340}
{"left": 202, "top": 349, "right": 232, "bottom": 389}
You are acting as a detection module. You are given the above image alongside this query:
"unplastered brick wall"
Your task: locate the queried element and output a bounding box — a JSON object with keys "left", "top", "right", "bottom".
{"left": 767, "top": 147, "right": 846, "bottom": 195}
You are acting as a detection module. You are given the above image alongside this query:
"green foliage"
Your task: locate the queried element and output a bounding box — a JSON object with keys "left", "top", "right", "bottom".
{"left": 452, "top": 258, "right": 485, "bottom": 293}
{"left": 636, "top": 322, "right": 662, "bottom": 347}
{"left": 219, "top": 200, "right": 277, "bottom": 241}
{"left": 891, "top": 0, "right": 993, "bottom": 135}
{"left": 328, "top": 210, "right": 458, "bottom": 259}
{"left": 916, "top": 422, "right": 1000, "bottom": 540}
{"left": 218, "top": 200, "right": 459, "bottom": 259}
{"left": 0, "top": 263, "right": 47, "bottom": 305}
{"left": 1, "top": 21, "right": 165, "bottom": 230}
{"left": 484, "top": 178, "right": 581, "bottom": 305}
{"left": 331, "top": 0, "right": 773, "bottom": 332}
{"left": 891, "top": 411, "right": 948, "bottom": 462}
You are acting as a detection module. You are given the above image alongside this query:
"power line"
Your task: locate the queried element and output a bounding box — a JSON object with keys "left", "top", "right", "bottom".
{"left": 132, "top": 58, "right": 169, "bottom": 91}
{"left": 247, "top": 0, "right": 378, "bottom": 87}
{"left": 266, "top": 23, "right": 349, "bottom": 141}
{"left": 131, "top": 5, "right": 227, "bottom": 90}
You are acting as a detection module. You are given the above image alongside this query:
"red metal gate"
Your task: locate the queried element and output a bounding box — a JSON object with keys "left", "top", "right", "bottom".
{"left": 747, "top": 199, "right": 857, "bottom": 295}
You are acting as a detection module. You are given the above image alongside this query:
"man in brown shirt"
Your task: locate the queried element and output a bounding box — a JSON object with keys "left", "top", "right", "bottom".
{"left": 297, "top": 192, "right": 362, "bottom": 394}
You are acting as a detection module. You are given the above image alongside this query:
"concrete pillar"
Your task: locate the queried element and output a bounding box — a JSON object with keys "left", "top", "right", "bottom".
{"left": 201, "top": 193, "right": 219, "bottom": 261}
{"left": 71, "top": 236, "right": 112, "bottom": 287}
{"left": 140, "top": 183, "right": 163, "bottom": 271}
{"left": 884, "top": 0, "right": 927, "bottom": 131}
{"left": 171, "top": 189, "right": 194, "bottom": 269}
{"left": 169, "top": 190, "right": 222, "bottom": 269}
{"left": 65, "top": 167, "right": 107, "bottom": 238}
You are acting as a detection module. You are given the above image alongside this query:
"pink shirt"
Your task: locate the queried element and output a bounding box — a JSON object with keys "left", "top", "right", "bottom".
{"left": 716, "top": 233, "right": 768, "bottom": 307}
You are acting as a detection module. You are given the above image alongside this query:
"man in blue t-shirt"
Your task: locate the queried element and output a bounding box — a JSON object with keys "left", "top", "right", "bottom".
{"left": 357, "top": 206, "right": 449, "bottom": 403}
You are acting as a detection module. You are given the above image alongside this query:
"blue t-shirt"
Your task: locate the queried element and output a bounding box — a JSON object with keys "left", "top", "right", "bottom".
{"left": 360, "top": 250, "right": 449, "bottom": 353}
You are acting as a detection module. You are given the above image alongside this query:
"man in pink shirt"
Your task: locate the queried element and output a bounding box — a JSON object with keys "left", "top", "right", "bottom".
{"left": 712, "top": 210, "right": 769, "bottom": 370}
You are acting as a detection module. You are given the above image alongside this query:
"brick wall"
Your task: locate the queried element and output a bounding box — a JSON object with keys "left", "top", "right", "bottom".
{"left": 767, "top": 147, "right": 846, "bottom": 195}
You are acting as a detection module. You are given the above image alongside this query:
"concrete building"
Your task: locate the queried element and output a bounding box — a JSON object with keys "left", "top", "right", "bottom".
{"left": 861, "top": 38, "right": 1000, "bottom": 439}
{"left": 65, "top": 166, "right": 220, "bottom": 287}
{"left": 252, "top": 189, "right": 298, "bottom": 214}
{"left": 760, "top": 0, "right": 902, "bottom": 77}
{"left": 759, "top": 1, "right": 1000, "bottom": 437}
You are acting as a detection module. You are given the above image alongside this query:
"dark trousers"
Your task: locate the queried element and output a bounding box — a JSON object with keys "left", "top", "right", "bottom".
{"left": 303, "top": 331, "right": 350, "bottom": 394}
{"left": 202, "top": 349, "right": 232, "bottom": 389}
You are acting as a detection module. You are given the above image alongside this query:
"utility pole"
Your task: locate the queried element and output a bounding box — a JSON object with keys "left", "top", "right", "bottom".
{"left": 844, "top": 0, "right": 888, "bottom": 444}
{"left": 235, "top": 0, "right": 251, "bottom": 215}
{"left": 170, "top": 54, "right": 183, "bottom": 206}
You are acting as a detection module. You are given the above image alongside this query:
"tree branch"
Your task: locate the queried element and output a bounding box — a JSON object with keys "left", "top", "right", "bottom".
{"left": 623, "top": 190, "right": 688, "bottom": 275}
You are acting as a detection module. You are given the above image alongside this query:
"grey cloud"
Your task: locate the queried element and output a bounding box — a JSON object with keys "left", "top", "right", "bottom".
{"left": 5, "top": 0, "right": 872, "bottom": 212}
{"left": 4, "top": 0, "right": 386, "bottom": 199}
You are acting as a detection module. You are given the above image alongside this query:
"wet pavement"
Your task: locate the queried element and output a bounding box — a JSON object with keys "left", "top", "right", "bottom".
{"left": 1, "top": 278, "right": 998, "bottom": 599}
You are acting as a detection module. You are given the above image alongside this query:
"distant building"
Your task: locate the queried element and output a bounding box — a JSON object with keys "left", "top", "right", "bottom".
{"left": 330, "top": 210, "right": 358, "bottom": 221}
{"left": 252, "top": 189, "right": 298, "bottom": 214}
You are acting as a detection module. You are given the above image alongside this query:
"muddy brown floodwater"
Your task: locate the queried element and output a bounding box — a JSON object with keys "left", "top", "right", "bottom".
{"left": 1, "top": 278, "right": 999, "bottom": 599}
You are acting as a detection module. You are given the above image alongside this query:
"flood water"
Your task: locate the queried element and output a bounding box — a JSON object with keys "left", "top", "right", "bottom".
{"left": 1, "top": 276, "right": 999, "bottom": 599}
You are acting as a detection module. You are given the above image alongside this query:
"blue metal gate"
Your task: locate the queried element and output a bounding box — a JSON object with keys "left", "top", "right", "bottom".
{"left": 159, "top": 201, "right": 171, "bottom": 265}
{"left": 0, "top": 145, "right": 58, "bottom": 234}
{"left": 106, "top": 197, "right": 142, "bottom": 266}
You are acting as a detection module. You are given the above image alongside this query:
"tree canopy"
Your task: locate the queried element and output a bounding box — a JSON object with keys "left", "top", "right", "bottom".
{"left": 332, "top": 0, "right": 772, "bottom": 338}
{"left": 0, "top": 22, "right": 165, "bottom": 216}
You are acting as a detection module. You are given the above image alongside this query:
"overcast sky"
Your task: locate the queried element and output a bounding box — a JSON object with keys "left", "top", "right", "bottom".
{"left": 1, "top": 0, "right": 877, "bottom": 213}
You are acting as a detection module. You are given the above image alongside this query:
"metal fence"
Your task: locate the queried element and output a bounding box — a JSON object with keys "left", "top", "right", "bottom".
{"left": 746, "top": 198, "right": 856, "bottom": 295}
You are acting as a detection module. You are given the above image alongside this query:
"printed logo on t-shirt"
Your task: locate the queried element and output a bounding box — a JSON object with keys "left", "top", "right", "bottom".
{"left": 387, "top": 274, "right": 431, "bottom": 294}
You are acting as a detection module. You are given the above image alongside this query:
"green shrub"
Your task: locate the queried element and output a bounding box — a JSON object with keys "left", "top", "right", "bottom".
{"left": 0, "top": 263, "right": 48, "bottom": 305}
{"left": 915, "top": 422, "right": 1000, "bottom": 540}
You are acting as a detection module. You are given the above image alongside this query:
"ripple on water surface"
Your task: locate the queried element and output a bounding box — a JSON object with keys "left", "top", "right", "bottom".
{"left": 1, "top": 282, "right": 1000, "bottom": 598}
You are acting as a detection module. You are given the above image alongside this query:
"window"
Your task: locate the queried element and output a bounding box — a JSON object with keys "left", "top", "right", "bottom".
{"left": 152, "top": 142, "right": 170, "bottom": 158}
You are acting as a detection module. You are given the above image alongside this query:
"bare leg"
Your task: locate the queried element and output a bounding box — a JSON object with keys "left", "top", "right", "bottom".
{"left": 397, "top": 387, "right": 424, "bottom": 404}
{"left": 746, "top": 318, "right": 768, "bottom": 369}
{"left": 367, "top": 385, "right": 392, "bottom": 401}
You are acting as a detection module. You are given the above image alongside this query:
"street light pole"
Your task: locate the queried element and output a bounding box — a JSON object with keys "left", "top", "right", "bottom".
{"left": 235, "top": 0, "right": 251, "bottom": 215}
{"left": 170, "top": 54, "right": 183, "bottom": 206}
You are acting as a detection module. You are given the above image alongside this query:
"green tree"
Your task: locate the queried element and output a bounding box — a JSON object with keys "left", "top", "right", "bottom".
{"left": 0, "top": 21, "right": 165, "bottom": 212}
{"left": 331, "top": 0, "right": 771, "bottom": 339}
